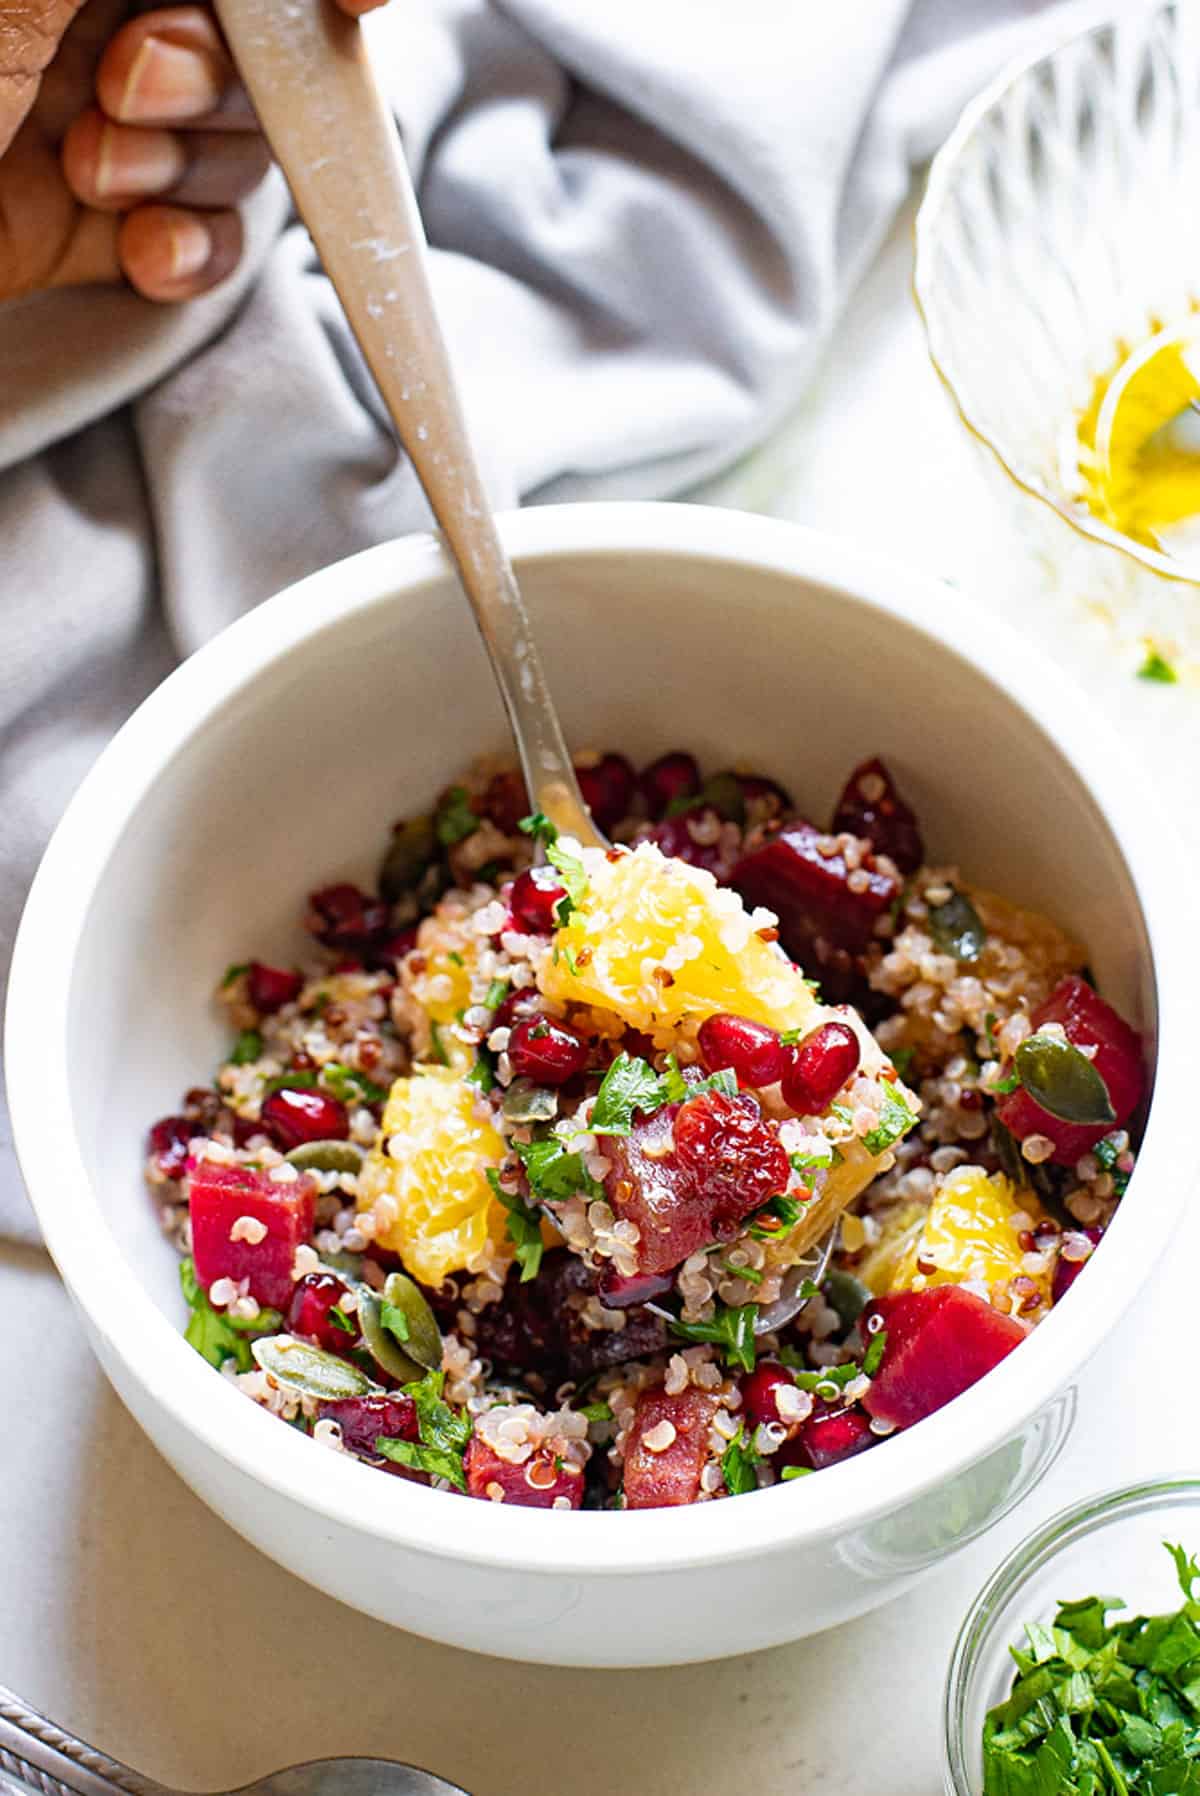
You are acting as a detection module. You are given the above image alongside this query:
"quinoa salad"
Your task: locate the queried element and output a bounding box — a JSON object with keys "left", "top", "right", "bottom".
{"left": 145, "top": 751, "right": 1145, "bottom": 1510}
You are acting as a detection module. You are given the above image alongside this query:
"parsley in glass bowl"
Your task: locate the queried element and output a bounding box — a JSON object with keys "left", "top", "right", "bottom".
{"left": 944, "top": 1479, "right": 1200, "bottom": 1795}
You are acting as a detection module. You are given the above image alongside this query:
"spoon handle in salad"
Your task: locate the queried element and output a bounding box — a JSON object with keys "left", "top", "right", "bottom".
{"left": 0, "top": 1686, "right": 171, "bottom": 1796}
{"left": 211, "top": 0, "right": 602, "bottom": 847}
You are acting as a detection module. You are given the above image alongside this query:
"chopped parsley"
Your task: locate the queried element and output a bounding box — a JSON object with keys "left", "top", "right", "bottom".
{"left": 179, "top": 1258, "right": 281, "bottom": 1372}
{"left": 427, "top": 1023, "right": 450, "bottom": 1068}
{"left": 379, "top": 1299, "right": 410, "bottom": 1342}
{"left": 518, "top": 811, "right": 558, "bottom": 847}
{"left": 433, "top": 785, "right": 480, "bottom": 847}
{"left": 668, "top": 1300, "right": 757, "bottom": 1373}
{"left": 751, "top": 1192, "right": 803, "bottom": 1238}
{"left": 722, "top": 1259, "right": 763, "bottom": 1286}
{"left": 1095, "top": 1132, "right": 1132, "bottom": 1197}
{"left": 322, "top": 1061, "right": 389, "bottom": 1107}
{"left": 229, "top": 1028, "right": 263, "bottom": 1066}
{"left": 515, "top": 1136, "right": 605, "bottom": 1206}
{"left": 780, "top": 1466, "right": 812, "bottom": 1481}
{"left": 790, "top": 1145, "right": 837, "bottom": 1173}
{"left": 545, "top": 837, "right": 589, "bottom": 924}
{"left": 483, "top": 977, "right": 509, "bottom": 1010}
{"left": 890, "top": 1045, "right": 915, "bottom": 1081}
{"left": 721, "top": 1422, "right": 761, "bottom": 1496}
{"left": 862, "top": 1328, "right": 887, "bottom": 1377}
{"left": 464, "top": 1052, "right": 495, "bottom": 1094}
{"left": 580, "top": 1401, "right": 613, "bottom": 1425}
{"left": 376, "top": 1369, "right": 472, "bottom": 1492}
{"left": 329, "top": 1304, "right": 356, "bottom": 1337}
{"left": 981, "top": 1541, "right": 1200, "bottom": 1796}
{"left": 590, "top": 1053, "right": 669, "bottom": 1135}
{"left": 1138, "top": 648, "right": 1178, "bottom": 685}
{"left": 486, "top": 1171, "right": 545, "bottom": 1282}
{"left": 984, "top": 1011, "right": 1000, "bottom": 1058}
{"left": 221, "top": 961, "right": 250, "bottom": 989}
{"left": 863, "top": 1083, "right": 918, "bottom": 1157}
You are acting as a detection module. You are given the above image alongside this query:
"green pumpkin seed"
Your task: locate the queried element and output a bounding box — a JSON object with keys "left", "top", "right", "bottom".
{"left": 284, "top": 1140, "right": 365, "bottom": 1175}
{"left": 927, "top": 890, "right": 986, "bottom": 963}
{"left": 822, "top": 1268, "right": 872, "bottom": 1330}
{"left": 1014, "top": 1033, "right": 1116, "bottom": 1126}
{"left": 501, "top": 1078, "right": 559, "bottom": 1123}
{"left": 700, "top": 771, "right": 746, "bottom": 826}
{"left": 379, "top": 1271, "right": 442, "bottom": 1371}
{"left": 379, "top": 815, "right": 437, "bottom": 901}
{"left": 356, "top": 1289, "right": 425, "bottom": 1383}
{"left": 251, "top": 1335, "right": 375, "bottom": 1400}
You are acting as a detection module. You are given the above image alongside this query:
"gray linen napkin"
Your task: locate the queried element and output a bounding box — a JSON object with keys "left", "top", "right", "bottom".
{"left": 0, "top": 0, "right": 1103, "bottom": 1242}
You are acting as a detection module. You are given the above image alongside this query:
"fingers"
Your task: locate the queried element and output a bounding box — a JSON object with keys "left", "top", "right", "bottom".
{"left": 118, "top": 202, "right": 243, "bottom": 300}
{"left": 333, "top": 0, "right": 390, "bottom": 14}
{"left": 62, "top": 105, "right": 269, "bottom": 209}
{"left": 95, "top": 6, "right": 255, "bottom": 129}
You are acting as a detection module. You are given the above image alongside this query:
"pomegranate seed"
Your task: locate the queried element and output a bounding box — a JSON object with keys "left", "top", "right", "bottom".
{"left": 638, "top": 752, "right": 701, "bottom": 818}
{"left": 697, "top": 1013, "right": 789, "bottom": 1088}
{"left": 740, "top": 1361, "right": 797, "bottom": 1432}
{"left": 1051, "top": 1227, "right": 1103, "bottom": 1304}
{"left": 507, "top": 1016, "right": 590, "bottom": 1085}
{"left": 247, "top": 961, "right": 303, "bottom": 1014}
{"left": 781, "top": 1021, "right": 861, "bottom": 1115}
{"left": 308, "top": 883, "right": 391, "bottom": 953}
{"left": 482, "top": 769, "right": 530, "bottom": 835}
{"left": 260, "top": 1086, "right": 350, "bottom": 1149}
{"left": 288, "top": 1271, "right": 360, "bottom": 1353}
{"left": 148, "top": 1115, "right": 192, "bottom": 1180}
{"left": 576, "top": 754, "right": 635, "bottom": 832}
{"left": 510, "top": 867, "right": 567, "bottom": 934}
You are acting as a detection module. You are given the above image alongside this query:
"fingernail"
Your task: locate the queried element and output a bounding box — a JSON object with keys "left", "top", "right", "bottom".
{"left": 167, "top": 213, "right": 212, "bottom": 281}
{"left": 120, "top": 35, "right": 225, "bottom": 121}
{"left": 95, "top": 122, "right": 186, "bottom": 198}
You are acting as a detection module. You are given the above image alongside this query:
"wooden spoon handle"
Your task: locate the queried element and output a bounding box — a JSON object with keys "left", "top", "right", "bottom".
{"left": 212, "top": 0, "right": 599, "bottom": 843}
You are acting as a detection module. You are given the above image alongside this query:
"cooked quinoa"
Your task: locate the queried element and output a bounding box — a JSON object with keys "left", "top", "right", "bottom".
{"left": 145, "top": 750, "right": 1143, "bottom": 1509}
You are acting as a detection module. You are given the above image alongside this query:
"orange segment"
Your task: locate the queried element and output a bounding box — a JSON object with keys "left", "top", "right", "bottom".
{"left": 889, "top": 1166, "right": 1049, "bottom": 1302}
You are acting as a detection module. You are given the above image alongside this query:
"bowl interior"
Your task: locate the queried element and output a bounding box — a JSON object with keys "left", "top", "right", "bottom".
{"left": 62, "top": 530, "right": 1156, "bottom": 1319}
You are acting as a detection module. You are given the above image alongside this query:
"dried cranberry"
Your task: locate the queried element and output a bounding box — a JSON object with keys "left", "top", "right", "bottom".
{"left": 831, "top": 757, "right": 923, "bottom": 874}
{"left": 638, "top": 752, "right": 701, "bottom": 818}
{"left": 318, "top": 1393, "right": 418, "bottom": 1464}
{"left": 247, "top": 961, "right": 303, "bottom": 1014}
{"left": 575, "top": 753, "right": 636, "bottom": 832}
{"left": 260, "top": 1087, "right": 350, "bottom": 1149}
{"left": 507, "top": 1015, "right": 590, "bottom": 1085}
{"left": 510, "top": 867, "right": 567, "bottom": 934}
{"left": 148, "top": 1115, "right": 192, "bottom": 1180}
{"left": 482, "top": 769, "right": 530, "bottom": 835}
{"left": 1051, "top": 1227, "right": 1103, "bottom": 1304}
{"left": 740, "top": 1361, "right": 798, "bottom": 1432}
{"left": 736, "top": 773, "right": 794, "bottom": 815}
{"left": 308, "top": 882, "right": 392, "bottom": 956}
{"left": 697, "top": 1013, "right": 789, "bottom": 1088}
{"left": 288, "top": 1271, "right": 360, "bottom": 1354}
{"left": 781, "top": 1021, "right": 861, "bottom": 1115}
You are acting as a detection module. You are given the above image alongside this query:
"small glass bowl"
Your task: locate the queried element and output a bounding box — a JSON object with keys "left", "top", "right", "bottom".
{"left": 915, "top": 1, "right": 1200, "bottom": 668}
{"left": 944, "top": 1478, "right": 1200, "bottom": 1796}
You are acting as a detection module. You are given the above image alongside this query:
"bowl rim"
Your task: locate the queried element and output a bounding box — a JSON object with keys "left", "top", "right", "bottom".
{"left": 913, "top": 0, "right": 1200, "bottom": 589}
{"left": 942, "top": 1474, "right": 1200, "bottom": 1795}
{"left": 6, "top": 499, "right": 1196, "bottom": 1577}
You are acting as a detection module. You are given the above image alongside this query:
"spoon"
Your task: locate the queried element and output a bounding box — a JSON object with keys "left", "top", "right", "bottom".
{"left": 210, "top": 0, "right": 602, "bottom": 851}
{"left": 208, "top": 0, "right": 834, "bottom": 1328}
{"left": 0, "top": 1683, "right": 469, "bottom": 1796}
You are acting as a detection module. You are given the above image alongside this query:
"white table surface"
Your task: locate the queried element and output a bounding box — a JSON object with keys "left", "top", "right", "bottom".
{"left": 5, "top": 187, "right": 1198, "bottom": 1796}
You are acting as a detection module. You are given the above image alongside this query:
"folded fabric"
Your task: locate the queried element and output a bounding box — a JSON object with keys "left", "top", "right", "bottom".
{"left": 0, "top": 0, "right": 1106, "bottom": 1242}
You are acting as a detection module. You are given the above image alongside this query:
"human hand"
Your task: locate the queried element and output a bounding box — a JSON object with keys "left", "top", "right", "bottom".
{"left": 0, "top": 0, "right": 384, "bottom": 304}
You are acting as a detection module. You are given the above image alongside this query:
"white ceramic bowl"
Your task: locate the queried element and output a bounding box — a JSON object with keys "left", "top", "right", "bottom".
{"left": 6, "top": 503, "right": 1193, "bottom": 1667}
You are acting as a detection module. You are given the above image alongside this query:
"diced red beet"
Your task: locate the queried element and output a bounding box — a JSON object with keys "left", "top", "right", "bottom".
{"left": 831, "top": 757, "right": 924, "bottom": 875}
{"left": 638, "top": 807, "right": 734, "bottom": 877}
{"left": 148, "top": 1114, "right": 193, "bottom": 1181}
{"left": 507, "top": 1015, "right": 590, "bottom": 1084}
{"left": 697, "top": 1013, "right": 789, "bottom": 1089}
{"left": 995, "top": 975, "right": 1144, "bottom": 1166}
{"left": 1051, "top": 1227, "right": 1104, "bottom": 1304}
{"left": 509, "top": 867, "right": 567, "bottom": 934}
{"left": 604, "top": 1090, "right": 789, "bottom": 1276}
{"left": 247, "top": 961, "right": 303, "bottom": 1015}
{"left": 318, "top": 1393, "right": 418, "bottom": 1463}
{"left": 739, "top": 1361, "right": 797, "bottom": 1432}
{"left": 288, "top": 1271, "right": 361, "bottom": 1353}
{"left": 471, "top": 1250, "right": 668, "bottom": 1382}
{"left": 482, "top": 769, "right": 530, "bottom": 835}
{"left": 464, "top": 1436, "right": 585, "bottom": 1509}
{"left": 781, "top": 1020, "right": 861, "bottom": 1115}
{"left": 188, "top": 1159, "right": 316, "bottom": 1310}
{"left": 308, "top": 883, "right": 391, "bottom": 953}
{"left": 861, "top": 1287, "right": 1027, "bottom": 1430}
{"left": 595, "top": 1266, "right": 676, "bottom": 1308}
{"left": 623, "top": 1386, "right": 721, "bottom": 1509}
{"left": 782, "top": 1401, "right": 875, "bottom": 1471}
{"left": 260, "top": 1087, "right": 350, "bottom": 1150}
{"left": 638, "top": 752, "right": 701, "bottom": 818}
{"left": 576, "top": 753, "right": 636, "bottom": 832}
{"left": 734, "top": 773, "right": 794, "bottom": 815}
{"left": 730, "top": 821, "right": 900, "bottom": 974}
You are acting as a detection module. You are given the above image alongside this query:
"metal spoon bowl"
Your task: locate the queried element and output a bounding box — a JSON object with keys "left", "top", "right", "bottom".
{"left": 0, "top": 1686, "right": 469, "bottom": 1796}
